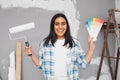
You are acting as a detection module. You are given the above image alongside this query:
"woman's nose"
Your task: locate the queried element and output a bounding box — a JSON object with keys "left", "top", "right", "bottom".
{"left": 59, "top": 24, "right": 63, "bottom": 28}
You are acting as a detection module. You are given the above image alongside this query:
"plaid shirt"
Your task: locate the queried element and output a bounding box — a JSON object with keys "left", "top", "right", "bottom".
{"left": 38, "top": 39, "right": 88, "bottom": 80}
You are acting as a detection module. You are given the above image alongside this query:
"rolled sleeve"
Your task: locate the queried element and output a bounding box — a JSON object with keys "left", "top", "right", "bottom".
{"left": 75, "top": 39, "right": 89, "bottom": 68}
{"left": 37, "top": 42, "right": 44, "bottom": 69}
{"left": 37, "top": 51, "right": 43, "bottom": 69}
{"left": 77, "top": 53, "right": 89, "bottom": 68}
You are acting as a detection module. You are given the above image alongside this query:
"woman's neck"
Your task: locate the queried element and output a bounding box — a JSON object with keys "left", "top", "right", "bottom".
{"left": 57, "top": 36, "right": 65, "bottom": 40}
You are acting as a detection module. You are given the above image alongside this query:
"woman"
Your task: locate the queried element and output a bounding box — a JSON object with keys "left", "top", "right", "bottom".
{"left": 25, "top": 13, "right": 95, "bottom": 80}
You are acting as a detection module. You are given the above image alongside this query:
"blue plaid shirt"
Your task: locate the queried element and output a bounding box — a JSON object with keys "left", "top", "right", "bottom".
{"left": 38, "top": 39, "right": 88, "bottom": 80}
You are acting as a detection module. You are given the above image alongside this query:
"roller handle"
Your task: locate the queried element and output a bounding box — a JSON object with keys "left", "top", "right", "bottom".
{"left": 25, "top": 41, "right": 32, "bottom": 56}
{"left": 25, "top": 41, "right": 30, "bottom": 47}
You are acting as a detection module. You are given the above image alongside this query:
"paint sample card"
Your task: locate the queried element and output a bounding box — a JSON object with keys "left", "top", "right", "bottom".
{"left": 85, "top": 18, "right": 104, "bottom": 41}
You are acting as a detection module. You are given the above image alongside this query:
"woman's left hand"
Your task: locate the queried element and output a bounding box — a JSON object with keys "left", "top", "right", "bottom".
{"left": 85, "top": 37, "right": 95, "bottom": 63}
{"left": 88, "top": 37, "right": 95, "bottom": 51}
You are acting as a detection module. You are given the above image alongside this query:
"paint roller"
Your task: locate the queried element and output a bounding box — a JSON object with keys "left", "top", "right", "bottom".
{"left": 8, "top": 22, "right": 35, "bottom": 47}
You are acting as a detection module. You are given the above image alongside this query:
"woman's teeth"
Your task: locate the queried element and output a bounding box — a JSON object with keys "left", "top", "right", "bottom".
{"left": 58, "top": 30, "right": 63, "bottom": 32}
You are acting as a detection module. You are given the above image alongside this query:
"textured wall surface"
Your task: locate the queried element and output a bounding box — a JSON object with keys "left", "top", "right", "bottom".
{"left": 115, "top": 0, "right": 120, "bottom": 80}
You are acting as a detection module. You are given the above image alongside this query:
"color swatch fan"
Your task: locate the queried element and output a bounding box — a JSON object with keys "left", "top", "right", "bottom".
{"left": 86, "top": 18, "right": 104, "bottom": 41}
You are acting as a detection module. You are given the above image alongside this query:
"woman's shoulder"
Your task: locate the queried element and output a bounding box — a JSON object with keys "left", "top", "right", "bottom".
{"left": 39, "top": 40, "right": 45, "bottom": 48}
{"left": 73, "top": 38, "right": 80, "bottom": 43}
{"left": 72, "top": 38, "right": 81, "bottom": 47}
{"left": 39, "top": 40, "right": 52, "bottom": 48}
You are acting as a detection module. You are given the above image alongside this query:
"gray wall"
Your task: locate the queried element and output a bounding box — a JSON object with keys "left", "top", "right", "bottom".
{"left": 77, "top": 0, "right": 116, "bottom": 80}
{"left": 115, "top": 0, "right": 120, "bottom": 23}
{"left": 0, "top": 0, "right": 116, "bottom": 80}
{"left": 115, "top": 0, "right": 120, "bottom": 80}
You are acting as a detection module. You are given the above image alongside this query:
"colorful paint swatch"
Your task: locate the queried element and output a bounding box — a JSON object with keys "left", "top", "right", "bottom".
{"left": 86, "top": 18, "right": 104, "bottom": 41}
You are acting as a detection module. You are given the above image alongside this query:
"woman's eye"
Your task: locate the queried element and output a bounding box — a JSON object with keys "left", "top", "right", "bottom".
{"left": 55, "top": 23, "right": 59, "bottom": 25}
{"left": 62, "top": 22, "right": 66, "bottom": 25}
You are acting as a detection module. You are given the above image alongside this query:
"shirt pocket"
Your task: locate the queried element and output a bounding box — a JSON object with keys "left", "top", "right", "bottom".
{"left": 66, "top": 52, "right": 76, "bottom": 65}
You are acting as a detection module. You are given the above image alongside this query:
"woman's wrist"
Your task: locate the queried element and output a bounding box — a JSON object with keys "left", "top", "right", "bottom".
{"left": 28, "top": 50, "right": 34, "bottom": 56}
{"left": 88, "top": 47, "right": 95, "bottom": 52}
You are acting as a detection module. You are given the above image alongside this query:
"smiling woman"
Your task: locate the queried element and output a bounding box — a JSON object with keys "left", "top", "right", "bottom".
{"left": 54, "top": 17, "right": 67, "bottom": 39}
{"left": 43, "top": 13, "right": 75, "bottom": 48}
{"left": 24, "top": 13, "right": 95, "bottom": 80}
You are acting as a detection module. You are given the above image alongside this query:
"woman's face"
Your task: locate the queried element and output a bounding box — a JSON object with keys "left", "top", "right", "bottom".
{"left": 54, "top": 17, "right": 67, "bottom": 39}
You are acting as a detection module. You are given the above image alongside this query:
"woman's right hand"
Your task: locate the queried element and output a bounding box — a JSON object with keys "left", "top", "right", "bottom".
{"left": 24, "top": 46, "right": 34, "bottom": 56}
{"left": 24, "top": 46, "right": 40, "bottom": 66}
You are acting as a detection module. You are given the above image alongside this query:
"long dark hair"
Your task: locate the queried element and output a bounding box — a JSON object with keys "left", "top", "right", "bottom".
{"left": 43, "top": 13, "right": 75, "bottom": 48}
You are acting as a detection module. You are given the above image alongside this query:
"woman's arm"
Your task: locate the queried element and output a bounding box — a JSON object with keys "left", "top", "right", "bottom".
{"left": 24, "top": 46, "right": 40, "bottom": 67}
{"left": 85, "top": 37, "right": 95, "bottom": 63}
